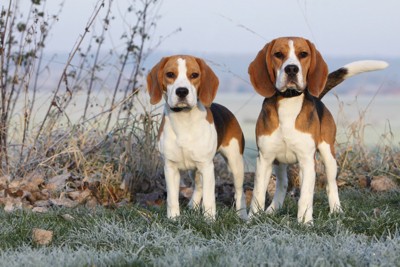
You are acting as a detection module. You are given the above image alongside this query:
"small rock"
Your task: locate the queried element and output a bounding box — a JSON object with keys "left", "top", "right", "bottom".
{"left": 32, "top": 228, "right": 53, "bottom": 245}
{"left": 371, "top": 176, "right": 398, "bottom": 192}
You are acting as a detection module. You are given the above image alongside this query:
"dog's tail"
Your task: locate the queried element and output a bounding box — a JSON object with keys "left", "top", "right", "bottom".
{"left": 319, "top": 60, "right": 389, "bottom": 100}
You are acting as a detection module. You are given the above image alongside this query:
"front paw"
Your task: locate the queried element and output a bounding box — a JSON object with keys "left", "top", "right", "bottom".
{"left": 330, "top": 204, "right": 343, "bottom": 214}
{"left": 167, "top": 206, "right": 180, "bottom": 219}
{"left": 238, "top": 209, "right": 249, "bottom": 221}
{"left": 265, "top": 205, "right": 276, "bottom": 214}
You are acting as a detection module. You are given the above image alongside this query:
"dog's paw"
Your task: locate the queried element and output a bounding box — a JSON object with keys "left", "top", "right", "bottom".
{"left": 265, "top": 205, "right": 276, "bottom": 214}
{"left": 330, "top": 205, "right": 343, "bottom": 214}
{"left": 238, "top": 209, "right": 249, "bottom": 221}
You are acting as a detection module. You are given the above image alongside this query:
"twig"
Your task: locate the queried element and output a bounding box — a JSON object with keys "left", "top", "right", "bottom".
{"left": 26, "top": 0, "right": 106, "bottom": 164}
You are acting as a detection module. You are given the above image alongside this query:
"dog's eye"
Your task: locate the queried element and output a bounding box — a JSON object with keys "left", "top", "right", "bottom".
{"left": 166, "top": 72, "right": 175, "bottom": 78}
{"left": 190, "top": 72, "right": 199, "bottom": 79}
{"left": 299, "top": 51, "right": 308, "bottom": 58}
{"left": 274, "top": 52, "right": 284, "bottom": 59}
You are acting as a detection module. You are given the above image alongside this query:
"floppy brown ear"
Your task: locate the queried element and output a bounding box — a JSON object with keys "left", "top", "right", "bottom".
{"left": 196, "top": 58, "right": 219, "bottom": 107}
{"left": 306, "top": 40, "right": 328, "bottom": 98}
{"left": 147, "top": 57, "right": 169, "bottom": 105}
{"left": 248, "top": 42, "right": 276, "bottom": 98}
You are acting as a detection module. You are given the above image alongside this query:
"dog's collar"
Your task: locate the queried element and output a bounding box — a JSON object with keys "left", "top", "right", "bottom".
{"left": 169, "top": 106, "right": 192, "bottom": 113}
{"left": 277, "top": 88, "right": 303, "bottom": 98}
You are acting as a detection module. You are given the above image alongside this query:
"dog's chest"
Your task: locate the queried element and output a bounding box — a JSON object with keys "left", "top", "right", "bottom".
{"left": 258, "top": 96, "right": 315, "bottom": 164}
{"left": 159, "top": 111, "right": 217, "bottom": 170}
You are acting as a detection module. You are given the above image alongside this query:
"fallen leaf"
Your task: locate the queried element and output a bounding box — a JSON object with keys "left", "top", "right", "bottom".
{"left": 4, "top": 197, "right": 23, "bottom": 212}
{"left": 0, "top": 175, "right": 10, "bottom": 190}
{"left": 20, "top": 173, "right": 45, "bottom": 192}
{"left": 267, "top": 178, "right": 276, "bottom": 197}
{"left": 136, "top": 191, "right": 164, "bottom": 207}
{"left": 34, "top": 200, "right": 51, "bottom": 208}
{"left": 32, "top": 207, "right": 49, "bottom": 213}
{"left": 66, "top": 190, "right": 81, "bottom": 200}
{"left": 179, "top": 186, "right": 193, "bottom": 199}
{"left": 45, "top": 173, "right": 71, "bottom": 192}
{"left": 245, "top": 189, "right": 253, "bottom": 207}
{"left": 8, "top": 179, "right": 22, "bottom": 189}
{"left": 75, "top": 189, "right": 92, "bottom": 204}
{"left": 337, "top": 179, "right": 348, "bottom": 187}
{"left": 32, "top": 228, "right": 53, "bottom": 245}
{"left": 5, "top": 188, "right": 24, "bottom": 198}
{"left": 373, "top": 208, "right": 381, "bottom": 218}
{"left": 357, "top": 175, "right": 371, "bottom": 188}
{"left": 49, "top": 197, "right": 78, "bottom": 208}
{"left": 61, "top": 214, "right": 75, "bottom": 221}
{"left": 85, "top": 196, "right": 98, "bottom": 209}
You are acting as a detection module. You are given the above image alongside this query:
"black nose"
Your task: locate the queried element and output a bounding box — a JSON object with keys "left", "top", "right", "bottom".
{"left": 284, "top": 64, "right": 299, "bottom": 76}
{"left": 176, "top": 87, "right": 189, "bottom": 98}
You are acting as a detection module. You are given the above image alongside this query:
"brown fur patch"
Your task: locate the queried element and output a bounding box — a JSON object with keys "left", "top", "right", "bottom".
{"left": 295, "top": 93, "right": 336, "bottom": 156}
{"left": 206, "top": 107, "right": 214, "bottom": 124}
{"left": 295, "top": 97, "right": 319, "bottom": 146}
{"left": 255, "top": 96, "right": 279, "bottom": 140}
{"left": 210, "top": 103, "right": 245, "bottom": 154}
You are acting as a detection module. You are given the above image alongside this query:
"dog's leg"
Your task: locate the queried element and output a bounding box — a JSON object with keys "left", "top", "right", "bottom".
{"left": 297, "top": 156, "right": 316, "bottom": 224}
{"left": 219, "top": 142, "right": 248, "bottom": 220}
{"left": 266, "top": 163, "right": 288, "bottom": 213}
{"left": 318, "top": 143, "right": 342, "bottom": 213}
{"left": 188, "top": 169, "right": 203, "bottom": 209}
{"left": 249, "top": 155, "right": 273, "bottom": 218}
{"left": 198, "top": 161, "right": 216, "bottom": 220}
{"left": 222, "top": 151, "right": 248, "bottom": 220}
{"left": 164, "top": 161, "right": 181, "bottom": 219}
{"left": 230, "top": 155, "right": 248, "bottom": 220}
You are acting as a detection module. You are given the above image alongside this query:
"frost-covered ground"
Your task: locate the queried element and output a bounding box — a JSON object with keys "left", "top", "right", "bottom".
{"left": 1, "top": 189, "right": 399, "bottom": 267}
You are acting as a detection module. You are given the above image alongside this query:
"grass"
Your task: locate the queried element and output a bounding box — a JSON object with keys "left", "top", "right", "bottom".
{"left": 0, "top": 189, "right": 399, "bottom": 266}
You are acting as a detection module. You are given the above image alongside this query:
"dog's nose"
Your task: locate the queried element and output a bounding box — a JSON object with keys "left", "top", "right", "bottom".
{"left": 176, "top": 87, "right": 189, "bottom": 98}
{"left": 284, "top": 64, "right": 299, "bottom": 76}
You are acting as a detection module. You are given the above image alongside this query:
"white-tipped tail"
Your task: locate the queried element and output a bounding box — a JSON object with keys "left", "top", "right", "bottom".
{"left": 343, "top": 60, "right": 389, "bottom": 78}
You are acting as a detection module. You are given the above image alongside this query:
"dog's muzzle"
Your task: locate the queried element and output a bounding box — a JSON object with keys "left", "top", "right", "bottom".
{"left": 169, "top": 87, "right": 193, "bottom": 112}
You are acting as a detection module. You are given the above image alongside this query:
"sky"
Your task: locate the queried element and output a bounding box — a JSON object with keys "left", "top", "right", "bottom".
{"left": 34, "top": 0, "right": 400, "bottom": 58}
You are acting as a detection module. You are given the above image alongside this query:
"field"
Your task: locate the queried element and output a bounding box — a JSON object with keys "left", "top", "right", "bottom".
{"left": 0, "top": 189, "right": 399, "bottom": 267}
{"left": 1, "top": 1, "right": 399, "bottom": 266}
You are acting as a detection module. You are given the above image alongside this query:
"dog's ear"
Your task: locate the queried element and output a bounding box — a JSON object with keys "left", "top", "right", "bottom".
{"left": 196, "top": 58, "right": 219, "bottom": 107}
{"left": 248, "top": 41, "right": 276, "bottom": 98}
{"left": 147, "top": 57, "right": 169, "bottom": 105}
{"left": 306, "top": 40, "right": 328, "bottom": 98}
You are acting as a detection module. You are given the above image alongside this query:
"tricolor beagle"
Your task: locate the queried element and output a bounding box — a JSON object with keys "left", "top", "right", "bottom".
{"left": 248, "top": 36, "right": 388, "bottom": 223}
{"left": 147, "top": 55, "right": 247, "bottom": 220}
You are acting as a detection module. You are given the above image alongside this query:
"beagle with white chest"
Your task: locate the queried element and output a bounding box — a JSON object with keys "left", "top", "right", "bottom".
{"left": 248, "top": 36, "right": 388, "bottom": 223}
{"left": 147, "top": 55, "right": 247, "bottom": 220}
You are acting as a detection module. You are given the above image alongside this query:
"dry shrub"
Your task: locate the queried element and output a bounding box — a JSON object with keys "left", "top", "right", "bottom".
{"left": 0, "top": 0, "right": 166, "bottom": 206}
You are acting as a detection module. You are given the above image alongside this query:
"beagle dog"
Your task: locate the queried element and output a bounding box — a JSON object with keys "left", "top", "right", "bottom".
{"left": 147, "top": 55, "right": 247, "bottom": 220}
{"left": 248, "top": 36, "right": 388, "bottom": 223}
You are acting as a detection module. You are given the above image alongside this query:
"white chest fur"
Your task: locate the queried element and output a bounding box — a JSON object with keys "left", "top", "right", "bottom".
{"left": 258, "top": 94, "right": 315, "bottom": 164}
{"left": 158, "top": 104, "right": 218, "bottom": 170}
